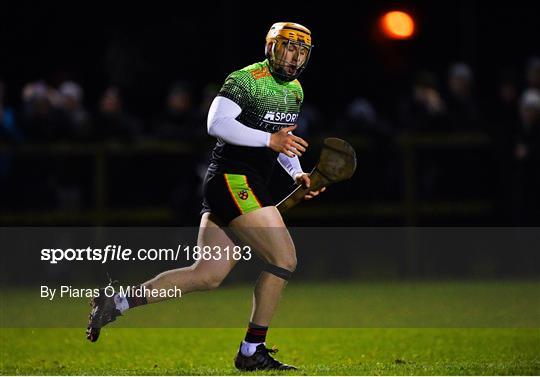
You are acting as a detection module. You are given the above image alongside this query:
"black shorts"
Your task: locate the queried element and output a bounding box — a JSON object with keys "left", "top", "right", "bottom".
{"left": 201, "top": 172, "right": 274, "bottom": 224}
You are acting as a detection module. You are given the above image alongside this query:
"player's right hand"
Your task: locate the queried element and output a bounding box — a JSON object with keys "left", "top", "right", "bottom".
{"left": 269, "top": 125, "right": 308, "bottom": 157}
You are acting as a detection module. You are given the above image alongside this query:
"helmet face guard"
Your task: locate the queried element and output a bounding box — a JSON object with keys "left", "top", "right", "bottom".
{"left": 265, "top": 22, "right": 313, "bottom": 82}
{"left": 267, "top": 38, "right": 313, "bottom": 82}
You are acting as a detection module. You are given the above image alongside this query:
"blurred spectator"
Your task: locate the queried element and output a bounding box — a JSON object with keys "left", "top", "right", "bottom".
{"left": 493, "top": 70, "right": 520, "bottom": 127}
{"left": 1, "top": 81, "right": 21, "bottom": 208}
{"left": 398, "top": 71, "right": 447, "bottom": 131}
{"left": 58, "top": 81, "right": 91, "bottom": 140}
{"left": 515, "top": 89, "right": 540, "bottom": 162}
{"left": 490, "top": 71, "right": 521, "bottom": 223}
{"left": 445, "top": 63, "right": 482, "bottom": 131}
{"left": 193, "top": 82, "right": 220, "bottom": 177}
{"left": 20, "top": 81, "right": 65, "bottom": 140}
{"left": 93, "top": 86, "right": 142, "bottom": 142}
{"left": 5, "top": 57, "right": 539, "bottom": 225}
{"left": 296, "top": 101, "right": 324, "bottom": 137}
{"left": 337, "top": 97, "right": 393, "bottom": 138}
{"left": 198, "top": 83, "right": 220, "bottom": 120}
{"left": 511, "top": 89, "right": 540, "bottom": 225}
{"left": 152, "top": 82, "right": 202, "bottom": 140}
{"left": 399, "top": 72, "right": 453, "bottom": 200}
{"left": 337, "top": 97, "right": 399, "bottom": 199}
{"left": 152, "top": 82, "right": 208, "bottom": 224}
{"left": 0, "top": 81, "right": 21, "bottom": 142}
{"left": 525, "top": 57, "right": 540, "bottom": 90}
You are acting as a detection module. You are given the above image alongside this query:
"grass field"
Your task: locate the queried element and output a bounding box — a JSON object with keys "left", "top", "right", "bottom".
{"left": 1, "top": 280, "right": 539, "bottom": 375}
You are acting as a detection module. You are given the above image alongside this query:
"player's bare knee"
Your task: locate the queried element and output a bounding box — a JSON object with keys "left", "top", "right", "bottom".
{"left": 276, "top": 254, "right": 297, "bottom": 272}
{"left": 268, "top": 249, "right": 297, "bottom": 272}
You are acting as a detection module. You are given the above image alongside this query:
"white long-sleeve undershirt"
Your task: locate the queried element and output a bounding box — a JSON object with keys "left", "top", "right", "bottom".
{"left": 207, "top": 96, "right": 304, "bottom": 180}
{"left": 207, "top": 96, "right": 270, "bottom": 147}
{"left": 278, "top": 153, "right": 304, "bottom": 181}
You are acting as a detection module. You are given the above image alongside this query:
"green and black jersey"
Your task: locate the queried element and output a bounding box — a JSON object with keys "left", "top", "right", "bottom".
{"left": 208, "top": 59, "right": 304, "bottom": 183}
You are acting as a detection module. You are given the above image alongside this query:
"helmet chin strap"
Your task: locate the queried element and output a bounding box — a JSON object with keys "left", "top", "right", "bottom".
{"left": 269, "top": 62, "right": 296, "bottom": 82}
{"left": 274, "top": 67, "right": 294, "bottom": 82}
{"left": 266, "top": 41, "right": 298, "bottom": 82}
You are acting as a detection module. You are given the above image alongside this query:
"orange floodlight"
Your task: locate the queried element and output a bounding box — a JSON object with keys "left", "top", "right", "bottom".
{"left": 380, "top": 11, "right": 415, "bottom": 40}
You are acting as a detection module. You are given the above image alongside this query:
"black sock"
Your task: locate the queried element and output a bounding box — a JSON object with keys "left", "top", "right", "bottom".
{"left": 244, "top": 322, "right": 268, "bottom": 343}
{"left": 126, "top": 286, "right": 148, "bottom": 308}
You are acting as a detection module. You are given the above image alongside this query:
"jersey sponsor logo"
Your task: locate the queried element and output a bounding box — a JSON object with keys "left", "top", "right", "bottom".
{"left": 261, "top": 123, "right": 289, "bottom": 132}
{"left": 263, "top": 111, "right": 298, "bottom": 124}
{"left": 250, "top": 66, "right": 271, "bottom": 80}
{"left": 264, "top": 111, "right": 276, "bottom": 121}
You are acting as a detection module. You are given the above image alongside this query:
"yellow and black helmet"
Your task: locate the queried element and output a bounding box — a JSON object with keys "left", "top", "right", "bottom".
{"left": 265, "top": 22, "right": 313, "bottom": 82}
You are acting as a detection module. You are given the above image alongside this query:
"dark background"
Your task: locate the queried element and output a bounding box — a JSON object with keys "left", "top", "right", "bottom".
{"left": 3, "top": 1, "right": 539, "bottom": 112}
{"left": 1, "top": 0, "right": 539, "bottom": 228}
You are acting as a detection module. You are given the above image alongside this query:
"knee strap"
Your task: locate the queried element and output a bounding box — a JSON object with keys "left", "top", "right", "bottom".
{"left": 262, "top": 263, "right": 293, "bottom": 281}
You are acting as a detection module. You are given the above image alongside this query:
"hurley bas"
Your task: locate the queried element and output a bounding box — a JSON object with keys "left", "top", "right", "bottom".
{"left": 40, "top": 285, "right": 182, "bottom": 301}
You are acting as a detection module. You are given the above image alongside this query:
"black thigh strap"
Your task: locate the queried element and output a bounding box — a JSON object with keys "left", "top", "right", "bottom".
{"left": 262, "top": 263, "right": 293, "bottom": 280}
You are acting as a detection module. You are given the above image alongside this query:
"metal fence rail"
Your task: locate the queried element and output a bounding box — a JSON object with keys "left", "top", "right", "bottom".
{"left": 0, "top": 133, "right": 496, "bottom": 225}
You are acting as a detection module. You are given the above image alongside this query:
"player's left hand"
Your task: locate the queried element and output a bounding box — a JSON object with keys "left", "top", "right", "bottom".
{"left": 294, "top": 173, "right": 326, "bottom": 200}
